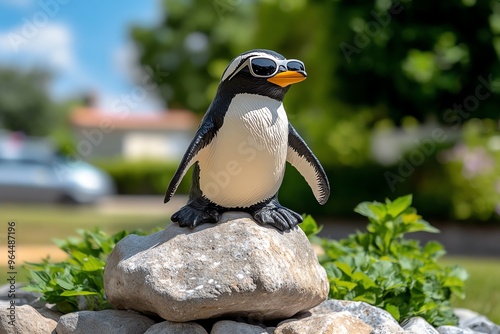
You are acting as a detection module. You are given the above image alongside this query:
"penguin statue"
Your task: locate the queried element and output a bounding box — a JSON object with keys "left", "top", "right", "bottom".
{"left": 164, "top": 49, "right": 330, "bottom": 231}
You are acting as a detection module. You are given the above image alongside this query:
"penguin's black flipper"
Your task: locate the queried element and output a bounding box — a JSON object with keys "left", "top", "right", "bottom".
{"left": 248, "top": 195, "right": 303, "bottom": 231}
{"left": 287, "top": 124, "right": 330, "bottom": 205}
{"left": 164, "top": 113, "right": 220, "bottom": 204}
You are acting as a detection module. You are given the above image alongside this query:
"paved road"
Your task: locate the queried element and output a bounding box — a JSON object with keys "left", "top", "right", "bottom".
{"left": 96, "top": 195, "right": 188, "bottom": 215}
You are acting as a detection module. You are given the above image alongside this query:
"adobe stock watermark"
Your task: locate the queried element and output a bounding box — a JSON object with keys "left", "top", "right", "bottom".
{"left": 52, "top": 65, "right": 169, "bottom": 180}
{"left": 340, "top": 1, "right": 408, "bottom": 64}
{"left": 384, "top": 128, "right": 448, "bottom": 192}
{"left": 213, "top": 0, "right": 242, "bottom": 21}
{"left": 385, "top": 73, "right": 497, "bottom": 192}
{"left": 442, "top": 74, "right": 496, "bottom": 129}
{"left": 7, "top": 0, "right": 72, "bottom": 52}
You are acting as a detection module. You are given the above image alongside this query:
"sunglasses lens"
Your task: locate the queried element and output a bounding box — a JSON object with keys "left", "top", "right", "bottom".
{"left": 250, "top": 58, "right": 277, "bottom": 77}
{"left": 287, "top": 61, "right": 305, "bottom": 72}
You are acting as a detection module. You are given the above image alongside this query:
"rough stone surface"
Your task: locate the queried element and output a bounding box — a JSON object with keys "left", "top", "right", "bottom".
{"left": 144, "top": 321, "right": 208, "bottom": 334}
{"left": 35, "top": 307, "right": 63, "bottom": 323}
{"left": 104, "top": 212, "right": 329, "bottom": 322}
{"left": 0, "top": 284, "right": 40, "bottom": 307}
{"left": 437, "top": 326, "right": 479, "bottom": 334}
{"left": 307, "top": 299, "right": 405, "bottom": 333}
{"left": 55, "top": 309, "right": 155, "bottom": 334}
{"left": 403, "top": 317, "right": 440, "bottom": 334}
{"left": 275, "top": 312, "right": 373, "bottom": 334}
{"left": 454, "top": 308, "right": 500, "bottom": 334}
{"left": 211, "top": 320, "right": 269, "bottom": 334}
{"left": 0, "top": 304, "right": 56, "bottom": 334}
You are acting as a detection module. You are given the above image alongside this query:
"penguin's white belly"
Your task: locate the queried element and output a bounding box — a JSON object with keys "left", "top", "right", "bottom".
{"left": 198, "top": 94, "right": 288, "bottom": 208}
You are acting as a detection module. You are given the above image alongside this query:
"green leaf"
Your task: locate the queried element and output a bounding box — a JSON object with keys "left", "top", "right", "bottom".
{"left": 387, "top": 195, "right": 413, "bottom": 218}
{"left": 29, "top": 270, "right": 51, "bottom": 285}
{"left": 300, "top": 215, "right": 322, "bottom": 237}
{"left": 56, "top": 276, "right": 75, "bottom": 290}
{"left": 351, "top": 271, "right": 377, "bottom": 289}
{"left": 423, "top": 241, "right": 445, "bottom": 258}
{"left": 353, "top": 292, "right": 377, "bottom": 304}
{"left": 354, "top": 202, "right": 386, "bottom": 221}
{"left": 81, "top": 256, "right": 106, "bottom": 272}
{"left": 334, "top": 261, "right": 353, "bottom": 277}
{"left": 405, "top": 220, "right": 440, "bottom": 234}
{"left": 334, "top": 280, "right": 357, "bottom": 290}
{"left": 385, "top": 304, "right": 401, "bottom": 320}
{"left": 60, "top": 290, "right": 99, "bottom": 297}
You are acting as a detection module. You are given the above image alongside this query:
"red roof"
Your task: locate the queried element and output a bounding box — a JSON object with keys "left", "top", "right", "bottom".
{"left": 69, "top": 107, "right": 199, "bottom": 131}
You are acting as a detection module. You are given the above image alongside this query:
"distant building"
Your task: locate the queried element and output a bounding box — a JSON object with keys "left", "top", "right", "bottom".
{"left": 69, "top": 107, "right": 198, "bottom": 161}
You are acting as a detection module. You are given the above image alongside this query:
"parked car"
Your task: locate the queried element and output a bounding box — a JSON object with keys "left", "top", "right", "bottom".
{"left": 0, "top": 132, "right": 115, "bottom": 204}
{"left": 0, "top": 154, "right": 115, "bottom": 205}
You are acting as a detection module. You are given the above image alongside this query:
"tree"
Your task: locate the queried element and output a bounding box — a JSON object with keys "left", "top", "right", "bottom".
{"left": 331, "top": 0, "right": 500, "bottom": 123}
{"left": 0, "top": 67, "right": 57, "bottom": 136}
{"left": 131, "top": 0, "right": 255, "bottom": 113}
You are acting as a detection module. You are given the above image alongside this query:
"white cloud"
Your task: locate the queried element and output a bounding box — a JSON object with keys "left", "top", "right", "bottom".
{"left": 0, "top": 23, "right": 75, "bottom": 71}
{"left": 113, "top": 42, "right": 143, "bottom": 82}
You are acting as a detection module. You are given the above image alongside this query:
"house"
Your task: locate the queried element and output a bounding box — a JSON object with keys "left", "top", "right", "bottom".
{"left": 69, "top": 107, "right": 199, "bottom": 161}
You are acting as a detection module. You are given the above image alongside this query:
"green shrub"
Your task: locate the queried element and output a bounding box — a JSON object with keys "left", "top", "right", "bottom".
{"left": 92, "top": 159, "right": 192, "bottom": 195}
{"left": 23, "top": 228, "right": 156, "bottom": 313}
{"left": 93, "top": 158, "right": 459, "bottom": 221}
{"left": 440, "top": 119, "right": 500, "bottom": 221}
{"left": 25, "top": 195, "right": 466, "bottom": 322}
{"left": 308, "top": 195, "right": 467, "bottom": 326}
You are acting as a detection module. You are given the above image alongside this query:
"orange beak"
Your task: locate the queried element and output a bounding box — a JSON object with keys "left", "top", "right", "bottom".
{"left": 267, "top": 70, "right": 307, "bottom": 87}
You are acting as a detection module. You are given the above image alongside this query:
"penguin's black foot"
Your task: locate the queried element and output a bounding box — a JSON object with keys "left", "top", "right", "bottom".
{"left": 171, "top": 203, "right": 221, "bottom": 228}
{"left": 250, "top": 199, "right": 303, "bottom": 231}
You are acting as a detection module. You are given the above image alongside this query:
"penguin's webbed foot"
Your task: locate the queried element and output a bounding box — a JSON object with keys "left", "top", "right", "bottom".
{"left": 171, "top": 204, "right": 221, "bottom": 228}
{"left": 250, "top": 200, "right": 303, "bottom": 231}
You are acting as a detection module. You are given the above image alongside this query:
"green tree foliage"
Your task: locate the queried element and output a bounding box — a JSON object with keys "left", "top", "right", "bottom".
{"left": 131, "top": 0, "right": 500, "bottom": 119}
{"left": 0, "top": 67, "right": 57, "bottom": 136}
{"left": 131, "top": 0, "right": 255, "bottom": 113}
{"left": 333, "top": 0, "right": 500, "bottom": 123}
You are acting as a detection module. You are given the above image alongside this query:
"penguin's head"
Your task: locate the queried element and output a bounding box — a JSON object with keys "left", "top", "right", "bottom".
{"left": 218, "top": 49, "right": 307, "bottom": 101}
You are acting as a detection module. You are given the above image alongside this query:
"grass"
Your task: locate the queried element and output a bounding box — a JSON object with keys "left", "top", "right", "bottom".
{"left": 1, "top": 204, "right": 499, "bottom": 325}
{"left": 1, "top": 204, "right": 167, "bottom": 245}
{"left": 441, "top": 257, "right": 500, "bottom": 324}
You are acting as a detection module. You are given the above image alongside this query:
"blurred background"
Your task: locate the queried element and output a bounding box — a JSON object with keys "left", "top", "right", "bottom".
{"left": 0, "top": 0, "right": 499, "bottom": 320}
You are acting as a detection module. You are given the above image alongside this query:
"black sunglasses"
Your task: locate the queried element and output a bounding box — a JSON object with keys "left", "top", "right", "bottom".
{"left": 229, "top": 56, "right": 306, "bottom": 80}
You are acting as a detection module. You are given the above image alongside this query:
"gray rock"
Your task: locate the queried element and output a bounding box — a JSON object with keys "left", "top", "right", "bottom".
{"left": 275, "top": 311, "right": 373, "bottom": 334}
{"left": 211, "top": 320, "right": 268, "bottom": 334}
{"left": 0, "top": 284, "right": 40, "bottom": 307}
{"left": 308, "top": 299, "right": 405, "bottom": 333}
{"left": 104, "top": 212, "right": 329, "bottom": 322}
{"left": 144, "top": 320, "right": 208, "bottom": 334}
{"left": 437, "top": 326, "right": 480, "bottom": 334}
{"left": 0, "top": 304, "right": 56, "bottom": 334}
{"left": 36, "top": 306, "right": 63, "bottom": 323}
{"left": 454, "top": 308, "right": 500, "bottom": 334}
{"left": 55, "top": 309, "right": 155, "bottom": 334}
{"left": 403, "top": 317, "right": 440, "bottom": 334}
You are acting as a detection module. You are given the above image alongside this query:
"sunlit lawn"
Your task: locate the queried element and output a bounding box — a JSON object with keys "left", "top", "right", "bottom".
{"left": 1, "top": 204, "right": 168, "bottom": 245}
{"left": 441, "top": 257, "right": 500, "bottom": 324}
{"left": 1, "top": 204, "right": 499, "bottom": 324}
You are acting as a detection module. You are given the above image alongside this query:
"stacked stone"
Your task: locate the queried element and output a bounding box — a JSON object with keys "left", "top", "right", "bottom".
{"left": 1, "top": 213, "right": 499, "bottom": 333}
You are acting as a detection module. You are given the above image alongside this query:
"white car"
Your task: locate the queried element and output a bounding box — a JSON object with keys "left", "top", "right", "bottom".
{"left": 0, "top": 154, "right": 115, "bottom": 204}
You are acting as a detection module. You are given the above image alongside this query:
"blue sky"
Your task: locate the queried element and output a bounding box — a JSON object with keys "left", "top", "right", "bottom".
{"left": 0, "top": 0, "right": 163, "bottom": 112}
